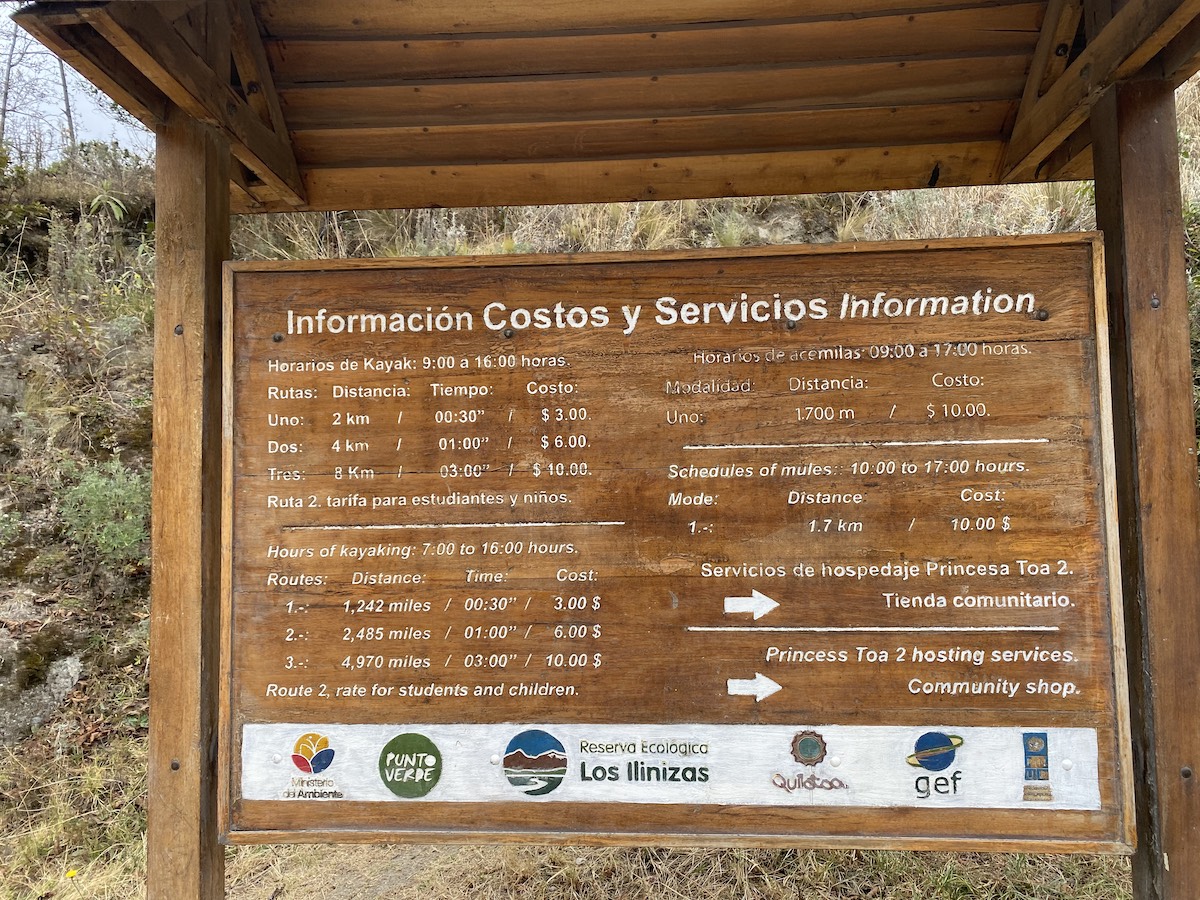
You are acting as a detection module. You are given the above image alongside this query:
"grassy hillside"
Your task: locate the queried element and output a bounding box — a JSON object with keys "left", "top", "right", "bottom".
{"left": 1, "top": 87, "right": 1199, "bottom": 897}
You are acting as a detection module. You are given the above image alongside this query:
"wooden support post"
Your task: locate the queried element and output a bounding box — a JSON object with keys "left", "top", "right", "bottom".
{"left": 1091, "top": 80, "right": 1200, "bottom": 899}
{"left": 147, "top": 6, "right": 231, "bottom": 899}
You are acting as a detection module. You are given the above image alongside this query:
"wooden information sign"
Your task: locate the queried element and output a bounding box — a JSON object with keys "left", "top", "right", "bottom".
{"left": 221, "top": 236, "right": 1132, "bottom": 849}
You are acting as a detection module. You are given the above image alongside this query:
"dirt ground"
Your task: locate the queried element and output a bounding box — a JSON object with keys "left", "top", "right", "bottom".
{"left": 226, "top": 845, "right": 444, "bottom": 899}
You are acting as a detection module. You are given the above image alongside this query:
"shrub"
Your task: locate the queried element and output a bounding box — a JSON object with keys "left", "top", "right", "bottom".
{"left": 58, "top": 458, "right": 149, "bottom": 569}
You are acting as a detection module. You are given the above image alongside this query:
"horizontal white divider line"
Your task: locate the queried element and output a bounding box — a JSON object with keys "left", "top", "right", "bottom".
{"left": 685, "top": 438, "right": 1052, "bottom": 450}
{"left": 285, "top": 521, "right": 627, "bottom": 530}
{"left": 688, "top": 625, "right": 1061, "bottom": 633}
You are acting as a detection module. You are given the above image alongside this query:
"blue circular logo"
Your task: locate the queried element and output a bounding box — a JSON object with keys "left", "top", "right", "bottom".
{"left": 503, "top": 729, "right": 567, "bottom": 796}
{"left": 906, "top": 732, "right": 964, "bottom": 771}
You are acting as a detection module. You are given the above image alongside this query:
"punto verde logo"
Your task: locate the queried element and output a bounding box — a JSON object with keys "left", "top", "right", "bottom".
{"left": 378, "top": 732, "right": 442, "bottom": 798}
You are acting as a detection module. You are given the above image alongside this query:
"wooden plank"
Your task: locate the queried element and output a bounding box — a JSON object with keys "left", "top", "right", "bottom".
{"left": 290, "top": 101, "right": 1010, "bottom": 167}
{"left": 158, "top": 1, "right": 207, "bottom": 19}
{"left": 254, "top": 0, "right": 1039, "bottom": 38}
{"left": 225, "top": 825, "right": 1128, "bottom": 853}
{"left": 227, "top": 0, "right": 290, "bottom": 137}
{"left": 235, "top": 141, "right": 1001, "bottom": 213}
{"left": 172, "top": 3, "right": 209, "bottom": 57}
{"left": 1014, "top": 0, "right": 1083, "bottom": 124}
{"left": 228, "top": 159, "right": 266, "bottom": 211}
{"left": 1040, "top": 121, "right": 1093, "bottom": 181}
{"left": 229, "top": 3, "right": 271, "bottom": 124}
{"left": 80, "top": 2, "right": 306, "bottom": 206}
{"left": 1001, "top": 0, "right": 1200, "bottom": 181}
{"left": 146, "top": 3, "right": 230, "bottom": 895}
{"left": 12, "top": 11, "right": 169, "bottom": 130}
{"left": 1051, "top": 144, "right": 1092, "bottom": 180}
{"left": 1154, "top": 17, "right": 1200, "bottom": 84}
{"left": 266, "top": 4, "right": 1041, "bottom": 83}
{"left": 1092, "top": 79, "right": 1200, "bottom": 900}
{"left": 279, "top": 56, "right": 1029, "bottom": 130}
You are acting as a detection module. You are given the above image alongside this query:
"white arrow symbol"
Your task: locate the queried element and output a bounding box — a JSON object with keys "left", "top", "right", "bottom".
{"left": 726, "top": 673, "right": 783, "bottom": 701}
{"left": 724, "top": 589, "right": 779, "bottom": 620}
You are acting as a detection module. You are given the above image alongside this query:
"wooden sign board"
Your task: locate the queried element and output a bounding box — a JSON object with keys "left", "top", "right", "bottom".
{"left": 220, "top": 236, "right": 1133, "bottom": 850}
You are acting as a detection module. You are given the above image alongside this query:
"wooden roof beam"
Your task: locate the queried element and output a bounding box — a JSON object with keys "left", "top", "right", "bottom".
{"left": 227, "top": 0, "right": 289, "bottom": 137}
{"left": 13, "top": 4, "right": 170, "bottom": 129}
{"left": 1001, "top": 0, "right": 1200, "bottom": 182}
{"left": 238, "top": 140, "right": 1002, "bottom": 214}
{"left": 1014, "top": 0, "right": 1083, "bottom": 125}
{"left": 253, "top": 0, "right": 1033, "bottom": 39}
{"left": 76, "top": 1, "right": 306, "bottom": 206}
{"left": 1154, "top": 17, "right": 1200, "bottom": 83}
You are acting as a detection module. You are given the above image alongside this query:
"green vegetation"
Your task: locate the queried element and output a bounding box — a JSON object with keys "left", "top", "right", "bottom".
{"left": 0, "top": 139, "right": 154, "bottom": 900}
{"left": 3, "top": 83, "right": 1200, "bottom": 900}
{"left": 59, "top": 458, "right": 150, "bottom": 570}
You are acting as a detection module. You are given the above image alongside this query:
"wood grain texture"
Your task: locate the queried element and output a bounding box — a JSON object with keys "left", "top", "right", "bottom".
{"left": 253, "top": 0, "right": 1041, "bottom": 38}
{"left": 266, "top": 5, "right": 1042, "bottom": 84}
{"left": 1092, "top": 79, "right": 1200, "bottom": 900}
{"left": 289, "top": 102, "right": 1011, "bottom": 168}
{"left": 1155, "top": 16, "right": 1200, "bottom": 82}
{"left": 222, "top": 237, "right": 1131, "bottom": 848}
{"left": 81, "top": 1, "right": 306, "bottom": 205}
{"left": 21, "top": 0, "right": 1200, "bottom": 208}
{"left": 235, "top": 142, "right": 1002, "bottom": 214}
{"left": 1002, "top": 0, "right": 1200, "bottom": 181}
{"left": 1015, "top": 0, "right": 1083, "bottom": 124}
{"left": 227, "top": 0, "right": 288, "bottom": 137}
{"left": 1041, "top": 121, "right": 1094, "bottom": 181}
{"left": 147, "top": 9, "right": 230, "bottom": 900}
{"left": 278, "top": 56, "right": 1029, "bottom": 130}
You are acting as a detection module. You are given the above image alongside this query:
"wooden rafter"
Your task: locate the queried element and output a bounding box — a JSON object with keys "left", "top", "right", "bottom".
{"left": 1041, "top": 120, "right": 1093, "bottom": 180}
{"left": 227, "top": 0, "right": 287, "bottom": 136}
{"left": 74, "top": 1, "right": 305, "bottom": 206}
{"left": 1155, "top": 16, "right": 1200, "bottom": 82}
{"left": 1014, "top": 0, "right": 1083, "bottom": 126}
{"left": 228, "top": 158, "right": 268, "bottom": 211}
{"left": 1002, "top": 0, "right": 1200, "bottom": 182}
{"left": 12, "top": 7, "right": 170, "bottom": 130}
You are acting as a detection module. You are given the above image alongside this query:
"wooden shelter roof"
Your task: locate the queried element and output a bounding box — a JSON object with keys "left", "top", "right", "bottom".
{"left": 15, "top": 0, "right": 1200, "bottom": 213}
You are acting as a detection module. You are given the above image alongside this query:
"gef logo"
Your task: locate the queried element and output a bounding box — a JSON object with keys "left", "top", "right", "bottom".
{"left": 906, "top": 732, "right": 964, "bottom": 799}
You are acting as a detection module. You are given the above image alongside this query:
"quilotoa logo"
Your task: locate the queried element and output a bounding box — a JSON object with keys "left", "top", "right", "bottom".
{"left": 773, "top": 730, "right": 848, "bottom": 793}
{"left": 790, "top": 730, "right": 828, "bottom": 765}
{"left": 378, "top": 733, "right": 442, "bottom": 798}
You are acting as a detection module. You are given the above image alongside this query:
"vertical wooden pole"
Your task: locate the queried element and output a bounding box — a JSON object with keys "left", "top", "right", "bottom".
{"left": 1092, "top": 81, "right": 1200, "bottom": 899}
{"left": 147, "top": 5, "right": 230, "bottom": 898}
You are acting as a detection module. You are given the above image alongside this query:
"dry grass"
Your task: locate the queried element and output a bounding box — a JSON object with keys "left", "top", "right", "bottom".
{"left": 220, "top": 844, "right": 1130, "bottom": 900}
{"left": 0, "top": 737, "right": 148, "bottom": 900}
